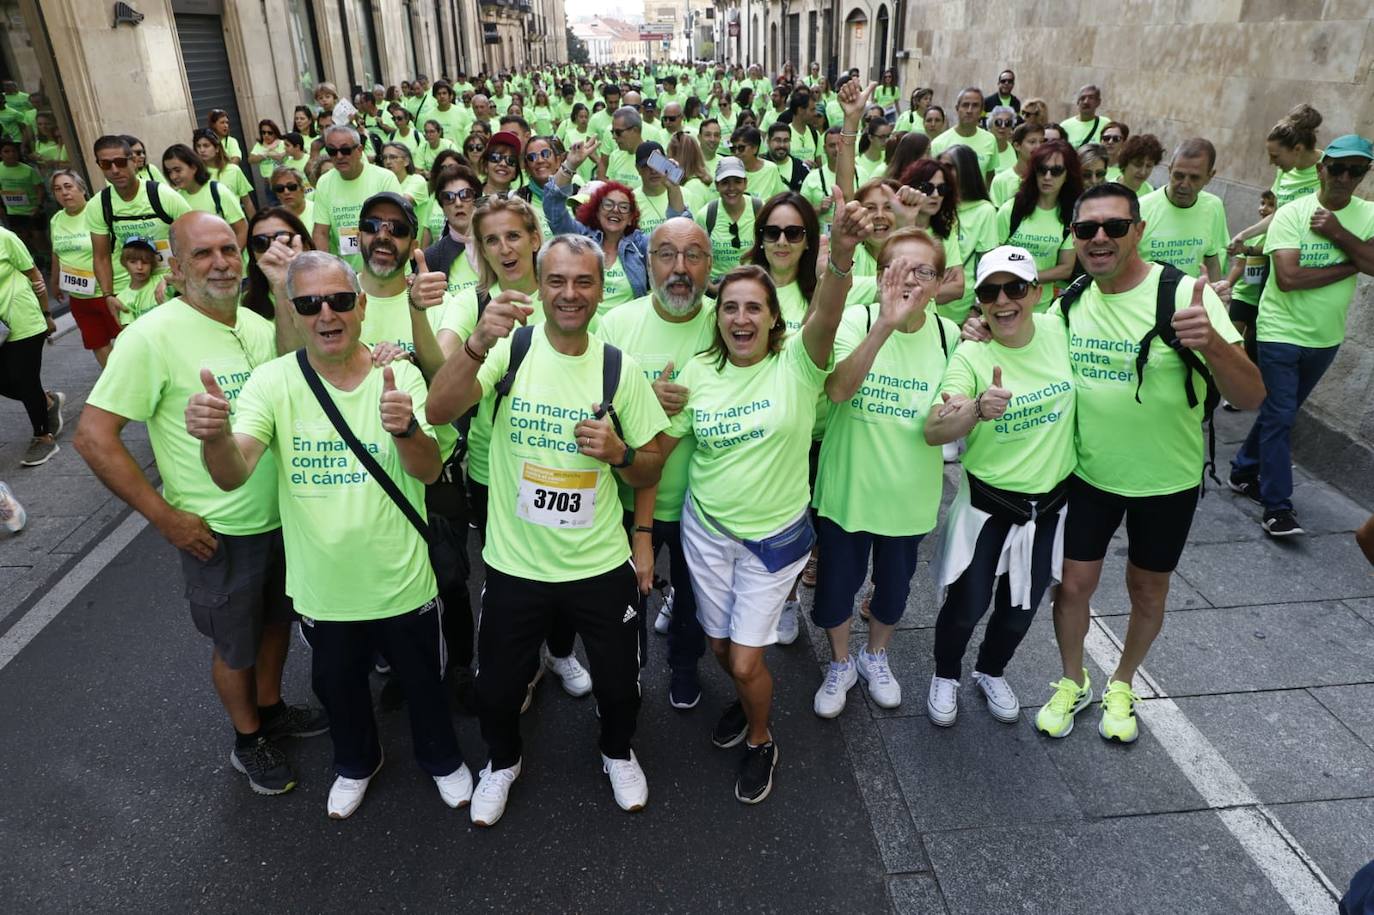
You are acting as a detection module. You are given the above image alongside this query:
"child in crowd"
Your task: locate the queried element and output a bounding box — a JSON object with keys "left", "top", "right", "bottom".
{"left": 115, "top": 237, "right": 165, "bottom": 326}
{"left": 1223, "top": 188, "right": 1276, "bottom": 363}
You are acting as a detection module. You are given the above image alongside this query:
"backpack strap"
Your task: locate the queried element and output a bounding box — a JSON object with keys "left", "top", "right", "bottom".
{"left": 100, "top": 185, "right": 113, "bottom": 233}
{"left": 490, "top": 324, "right": 535, "bottom": 424}
{"left": 935, "top": 313, "right": 949, "bottom": 358}
{"left": 145, "top": 180, "right": 173, "bottom": 224}
{"left": 705, "top": 199, "right": 719, "bottom": 236}
{"left": 596, "top": 343, "right": 625, "bottom": 441}
{"left": 1055, "top": 272, "right": 1094, "bottom": 320}
{"left": 1081, "top": 116, "right": 1102, "bottom": 146}
{"left": 475, "top": 288, "right": 492, "bottom": 319}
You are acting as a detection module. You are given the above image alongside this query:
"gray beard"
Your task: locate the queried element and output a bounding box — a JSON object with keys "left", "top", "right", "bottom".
{"left": 652, "top": 276, "right": 702, "bottom": 316}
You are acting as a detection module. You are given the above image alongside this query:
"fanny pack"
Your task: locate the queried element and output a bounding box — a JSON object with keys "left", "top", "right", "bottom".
{"left": 694, "top": 497, "right": 815, "bottom": 573}
{"left": 967, "top": 473, "right": 1070, "bottom": 526}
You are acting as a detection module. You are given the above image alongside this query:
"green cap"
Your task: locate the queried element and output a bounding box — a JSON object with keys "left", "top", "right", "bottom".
{"left": 1323, "top": 134, "right": 1373, "bottom": 160}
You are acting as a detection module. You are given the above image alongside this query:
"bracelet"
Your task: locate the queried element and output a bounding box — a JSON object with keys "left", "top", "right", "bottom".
{"left": 463, "top": 339, "right": 487, "bottom": 363}
{"left": 974, "top": 393, "right": 986, "bottom": 421}
{"left": 634, "top": 525, "right": 654, "bottom": 536}
{"left": 827, "top": 259, "right": 852, "bottom": 279}
{"left": 839, "top": 130, "right": 860, "bottom": 138}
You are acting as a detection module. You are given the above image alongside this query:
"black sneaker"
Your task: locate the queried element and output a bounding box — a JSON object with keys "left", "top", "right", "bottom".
{"left": 1228, "top": 475, "right": 1261, "bottom": 505}
{"left": 1262, "top": 509, "right": 1304, "bottom": 538}
{"left": 230, "top": 736, "right": 297, "bottom": 795}
{"left": 711, "top": 701, "right": 748, "bottom": 748}
{"left": 262, "top": 704, "right": 329, "bottom": 739}
{"left": 735, "top": 739, "right": 779, "bottom": 805}
{"left": 669, "top": 668, "right": 701, "bottom": 710}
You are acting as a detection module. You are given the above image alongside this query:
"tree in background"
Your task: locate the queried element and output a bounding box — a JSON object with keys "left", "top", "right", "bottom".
{"left": 567, "top": 28, "right": 589, "bottom": 65}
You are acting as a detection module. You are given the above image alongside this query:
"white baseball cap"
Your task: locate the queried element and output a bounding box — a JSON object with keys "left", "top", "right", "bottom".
{"left": 715, "top": 156, "right": 747, "bottom": 182}
{"left": 976, "top": 245, "right": 1039, "bottom": 285}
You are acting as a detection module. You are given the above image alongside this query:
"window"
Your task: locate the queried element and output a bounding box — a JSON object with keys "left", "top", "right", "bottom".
{"left": 401, "top": 0, "right": 419, "bottom": 78}
{"left": 352, "top": 0, "right": 383, "bottom": 89}
{"left": 285, "top": 0, "right": 325, "bottom": 102}
{"left": 808, "top": 11, "right": 817, "bottom": 70}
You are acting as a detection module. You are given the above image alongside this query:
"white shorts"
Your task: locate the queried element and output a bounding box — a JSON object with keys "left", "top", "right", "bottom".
{"left": 681, "top": 499, "right": 811, "bottom": 648}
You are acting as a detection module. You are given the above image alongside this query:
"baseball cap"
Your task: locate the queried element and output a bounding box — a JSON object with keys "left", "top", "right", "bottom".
{"left": 1323, "top": 134, "right": 1373, "bottom": 161}
{"left": 635, "top": 141, "right": 665, "bottom": 167}
{"left": 642, "top": 97, "right": 657, "bottom": 110}
{"left": 715, "top": 156, "right": 747, "bottom": 182}
{"left": 121, "top": 235, "right": 158, "bottom": 255}
{"left": 485, "top": 131, "right": 522, "bottom": 153}
{"left": 360, "top": 191, "right": 418, "bottom": 232}
{"left": 975, "top": 245, "right": 1039, "bottom": 285}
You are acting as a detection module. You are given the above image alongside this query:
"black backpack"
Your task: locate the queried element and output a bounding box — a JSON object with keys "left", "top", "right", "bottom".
{"left": 100, "top": 180, "right": 175, "bottom": 233}
{"left": 489, "top": 324, "right": 625, "bottom": 443}
{"left": 705, "top": 196, "right": 762, "bottom": 237}
{"left": 863, "top": 303, "right": 950, "bottom": 357}
{"left": 1057, "top": 262, "right": 1221, "bottom": 484}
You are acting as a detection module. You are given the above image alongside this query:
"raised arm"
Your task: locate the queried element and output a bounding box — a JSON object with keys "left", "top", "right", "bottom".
{"left": 833, "top": 79, "right": 875, "bottom": 202}
{"left": 427, "top": 289, "right": 533, "bottom": 423}
{"left": 805, "top": 194, "right": 872, "bottom": 371}
{"left": 827, "top": 254, "right": 928, "bottom": 403}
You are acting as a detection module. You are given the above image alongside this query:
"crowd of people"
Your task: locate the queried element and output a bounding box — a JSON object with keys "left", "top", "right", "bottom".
{"left": 0, "top": 57, "right": 1371, "bottom": 826}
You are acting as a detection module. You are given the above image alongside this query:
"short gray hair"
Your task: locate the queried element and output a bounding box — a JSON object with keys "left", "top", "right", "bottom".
{"left": 284, "top": 250, "right": 361, "bottom": 300}
{"left": 536, "top": 234, "right": 604, "bottom": 281}
{"left": 49, "top": 168, "right": 87, "bottom": 195}
{"left": 990, "top": 105, "right": 1015, "bottom": 120}
{"left": 322, "top": 124, "right": 361, "bottom": 146}
{"left": 613, "top": 106, "right": 642, "bottom": 131}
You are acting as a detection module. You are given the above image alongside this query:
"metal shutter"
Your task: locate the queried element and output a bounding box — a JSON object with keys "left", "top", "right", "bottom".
{"left": 173, "top": 11, "right": 253, "bottom": 196}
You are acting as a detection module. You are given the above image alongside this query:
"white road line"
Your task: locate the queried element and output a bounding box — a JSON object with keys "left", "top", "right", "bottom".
{"left": 0, "top": 511, "right": 148, "bottom": 673}
{"left": 1084, "top": 613, "right": 1338, "bottom": 914}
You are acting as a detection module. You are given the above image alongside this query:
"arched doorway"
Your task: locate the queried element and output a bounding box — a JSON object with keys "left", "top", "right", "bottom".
{"left": 844, "top": 8, "right": 868, "bottom": 78}
{"left": 874, "top": 5, "right": 889, "bottom": 78}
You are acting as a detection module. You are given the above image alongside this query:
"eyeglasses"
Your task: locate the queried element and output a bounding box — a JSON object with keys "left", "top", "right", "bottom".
{"left": 97, "top": 156, "right": 130, "bottom": 170}
{"left": 599, "top": 199, "right": 633, "bottom": 214}
{"left": 525, "top": 148, "right": 554, "bottom": 162}
{"left": 324, "top": 144, "right": 357, "bottom": 157}
{"left": 486, "top": 152, "right": 517, "bottom": 167}
{"left": 249, "top": 230, "right": 294, "bottom": 254}
{"left": 1036, "top": 164, "right": 1067, "bottom": 177}
{"left": 880, "top": 263, "right": 939, "bottom": 282}
{"left": 915, "top": 181, "right": 949, "bottom": 197}
{"left": 1083, "top": 169, "right": 1108, "bottom": 181}
{"left": 1325, "top": 161, "right": 1371, "bottom": 180}
{"left": 991, "top": 119, "right": 1014, "bottom": 129}
{"left": 1070, "top": 218, "right": 1136, "bottom": 240}
{"left": 381, "top": 154, "right": 404, "bottom": 163}
{"left": 974, "top": 279, "right": 1034, "bottom": 303}
{"left": 292, "top": 292, "right": 358, "bottom": 315}
{"left": 272, "top": 182, "right": 301, "bottom": 194}
{"left": 1102, "top": 134, "right": 1123, "bottom": 144}
{"left": 440, "top": 188, "right": 477, "bottom": 203}
{"left": 761, "top": 224, "right": 806, "bottom": 243}
{"left": 653, "top": 246, "right": 708, "bottom": 265}
{"left": 358, "top": 216, "right": 414, "bottom": 238}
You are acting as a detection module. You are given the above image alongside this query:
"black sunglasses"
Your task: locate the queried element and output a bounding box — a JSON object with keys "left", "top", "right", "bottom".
{"left": 486, "top": 151, "right": 517, "bottom": 167}
{"left": 249, "top": 230, "right": 293, "bottom": 254}
{"left": 1036, "top": 164, "right": 1067, "bottom": 177}
{"left": 1325, "top": 160, "right": 1371, "bottom": 179}
{"left": 991, "top": 119, "right": 1014, "bottom": 129}
{"left": 525, "top": 148, "right": 554, "bottom": 162}
{"left": 324, "top": 144, "right": 358, "bottom": 157}
{"left": 271, "top": 182, "right": 301, "bottom": 194}
{"left": 292, "top": 292, "right": 358, "bottom": 315}
{"left": 974, "top": 280, "right": 1035, "bottom": 304}
{"left": 728, "top": 220, "right": 741, "bottom": 249}
{"left": 1070, "top": 218, "right": 1136, "bottom": 240}
{"left": 358, "top": 216, "right": 414, "bottom": 238}
{"left": 440, "top": 188, "right": 477, "bottom": 204}
{"left": 465, "top": 143, "right": 484, "bottom": 153}
{"left": 761, "top": 224, "right": 806, "bottom": 243}
{"left": 916, "top": 181, "right": 949, "bottom": 197}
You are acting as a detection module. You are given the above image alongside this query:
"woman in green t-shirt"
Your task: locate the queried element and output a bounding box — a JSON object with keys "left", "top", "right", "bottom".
{"left": 897, "top": 158, "right": 967, "bottom": 306}
{"left": 194, "top": 128, "right": 255, "bottom": 219}
{"left": 0, "top": 139, "right": 45, "bottom": 255}
{"left": 0, "top": 223, "right": 60, "bottom": 467}
{"left": 895, "top": 88, "right": 933, "bottom": 135}
{"left": 207, "top": 108, "right": 243, "bottom": 164}
{"left": 1111, "top": 133, "right": 1162, "bottom": 198}
{"left": 48, "top": 169, "right": 115, "bottom": 365}
{"left": 380, "top": 142, "right": 429, "bottom": 210}
{"left": 415, "top": 119, "right": 457, "bottom": 175}
{"left": 163, "top": 143, "right": 248, "bottom": 250}
{"left": 248, "top": 119, "right": 287, "bottom": 187}
{"left": 874, "top": 69, "right": 901, "bottom": 120}
{"left": 923, "top": 245, "right": 1076, "bottom": 729}
{"left": 997, "top": 140, "right": 1080, "bottom": 307}
{"left": 127, "top": 135, "right": 166, "bottom": 184}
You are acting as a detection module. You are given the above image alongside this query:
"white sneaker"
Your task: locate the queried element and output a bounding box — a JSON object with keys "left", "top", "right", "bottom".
{"left": 433, "top": 763, "right": 474, "bottom": 809}
{"left": 602, "top": 751, "right": 649, "bottom": 812}
{"left": 654, "top": 585, "right": 673, "bottom": 635}
{"left": 813, "top": 657, "right": 858, "bottom": 718}
{"left": 927, "top": 676, "right": 960, "bottom": 727}
{"left": 776, "top": 599, "right": 801, "bottom": 645}
{"left": 519, "top": 662, "right": 545, "bottom": 714}
{"left": 470, "top": 760, "right": 522, "bottom": 826}
{"left": 0, "top": 482, "right": 26, "bottom": 533}
{"left": 973, "top": 670, "right": 1021, "bottom": 723}
{"left": 543, "top": 645, "right": 593, "bottom": 697}
{"left": 327, "top": 755, "right": 383, "bottom": 820}
{"left": 856, "top": 646, "right": 902, "bottom": 709}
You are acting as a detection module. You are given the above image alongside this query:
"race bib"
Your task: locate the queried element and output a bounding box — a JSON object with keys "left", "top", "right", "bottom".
{"left": 1, "top": 191, "right": 27, "bottom": 209}
{"left": 516, "top": 462, "right": 597, "bottom": 529}
{"left": 154, "top": 237, "right": 171, "bottom": 266}
{"left": 1243, "top": 255, "right": 1267, "bottom": 286}
{"left": 59, "top": 265, "right": 96, "bottom": 295}
{"left": 339, "top": 226, "right": 360, "bottom": 255}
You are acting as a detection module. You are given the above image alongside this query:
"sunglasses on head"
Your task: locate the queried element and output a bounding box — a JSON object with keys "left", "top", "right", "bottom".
{"left": 98, "top": 156, "right": 130, "bottom": 170}
{"left": 1325, "top": 160, "right": 1371, "bottom": 180}
{"left": 324, "top": 144, "right": 357, "bottom": 157}
{"left": 974, "top": 279, "right": 1034, "bottom": 304}
{"left": 486, "top": 151, "right": 517, "bottom": 167}
{"left": 440, "top": 188, "right": 477, "bottom": 204}
{"left": 1070, "top": 218, "right": 1136, "bottom": 240}
{"left": 916, "top": 181, "right": 949, "bottom": 197}
{"left": 761, "top": 224, "right": 806, "bottom": 243}
{"left": 249, "top": 230, "right": 294, "bottom": 254}
{"left": 292, "top": 292, "right": 358, "bottom": 315}
{"left": 1036, "top": 164, "right": 1067, "bottom": 177}
{"left": 358, "top": 216, "right": 413, "bottom": 238}
{"left": 271, "top": 182, "right": 301, "bottom": 194}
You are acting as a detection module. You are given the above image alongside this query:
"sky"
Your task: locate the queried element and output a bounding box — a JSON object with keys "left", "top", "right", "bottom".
{"left": 564, "top": 0, "right": 641, "bottom": 22}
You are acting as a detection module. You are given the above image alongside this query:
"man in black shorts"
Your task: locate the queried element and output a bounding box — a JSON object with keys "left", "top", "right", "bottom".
{"left": 1034, "top": 184, "right": 1263, "bottom": 744}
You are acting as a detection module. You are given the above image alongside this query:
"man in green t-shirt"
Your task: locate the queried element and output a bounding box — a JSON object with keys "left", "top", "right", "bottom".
{"left": 75, "top": 212, "right": 323, "bottom": 798}
{"left": 930, "top": 87, "right": 998, "bottom": 182}
{"left": 189, "top": 249, "right": 471, "bottom": 820}
{"left": 1230, "top": 135, "right": 1374, "bottom": 537}
{"left": 425, "top": 234, "right": 669, "bottom": 827}
{"left": 1035, "top": 184, "right": 1264, "bottom": 746}
{"left": 309, "top": 126, "right": 402, "bottom": 270}
{"left": 599, "top": 104, "right": 644, "bottom": 190}
{"left": 766, "top": 122, "right": 811, "bottom": 193}
{"left": 1137, "top": 138, "right": 1229, "bottom": 279}
{"left": 1059, "top": 85, "right": 1109, "bottom": 148}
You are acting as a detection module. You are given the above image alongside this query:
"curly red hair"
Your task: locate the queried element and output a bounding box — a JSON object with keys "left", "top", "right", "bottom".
{"left": 575, "top": 180, "right": 640, "bottom": 234}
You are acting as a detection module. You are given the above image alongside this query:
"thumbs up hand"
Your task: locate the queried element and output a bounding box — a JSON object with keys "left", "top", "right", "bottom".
{"left": 977, "top": 366, "right": 1013, "bottom": 421}
{"left": 652, "top": 359, "right": 689, "bottom": 416}
{"left": 407, "top": 247, "right": 448, "bottom": 311}
{"left": 379, "top": 365, "right": 416, "bottom": 435}
{"left": 1172, "top": 266, "right": 1217, "bottom": 352}
{"left": 185, "top": 368, "right": 233, "bottom": 441}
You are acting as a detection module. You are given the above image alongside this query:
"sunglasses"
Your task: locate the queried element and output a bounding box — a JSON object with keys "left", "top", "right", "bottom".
{"left": 525, "top": 148, "right": 554, "bottom": 162}
{"left": 1070, "top": 218, "right": 1136, "bottom": 240}
{"left": 98, "top": 156, "right": 130, "bottom": 170}
{"left": 1083, "top": 169, "right": 1108, "bottom": 180}
{"left": 991, "top": 119, "right": 1014, "bottom": 129}
{"left": 611, "top": 127, "right": 630, "bottom": 137}
{"left": 358, "top": 216, "right": 413, "bottom": 238}
{"left": 292, "top": 292, "right": 358, "bottom": 315}
{"left": 1325, "top": 161, "right": 1371, "bottom": 180}
{"left": 916, "top": 181, "right": 949, "bottom": 197}
{"left": 1036, "top": 164, "right": 1067, "bottom": 177}
{"left": 728, "top": 220, "right": 741, "bottom": 249}
{"left": 974, "top": 280, "right": 1034, "bottom": 304}
{"left": 486, "top": 152, "right": 517, "bottom": 167}
{"left": 324, "top": 144, "right": 357, "bottom": 157}
{"left": 465, "top": 144, "right": 484, "bottom": 153}
{"left": 761, "top": 224, "right": 806, "bottom": 243}
{"left": 271, "top": 182, "right": 301, "bottom": 194}
{"left": 249, "top": 230, "right": 294, "bottom": 254}
{"left": 1102, "top": 134, "right": 1123, "bottom": 144}
{"left": 440, "top": 188, "right": 478, "bottom": 204}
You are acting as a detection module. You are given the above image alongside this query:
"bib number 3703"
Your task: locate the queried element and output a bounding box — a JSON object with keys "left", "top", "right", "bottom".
{"left": 516, "top": 463, "right": 597, "bottom": 529}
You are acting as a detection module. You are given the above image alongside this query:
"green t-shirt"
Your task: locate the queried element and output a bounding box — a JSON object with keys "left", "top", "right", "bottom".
{"left": 310, "top": 164, "right": 402, "bottom": 270}
{"left": 428, "top": 106, "right": 470, "bottom": 145}
{"left": 855, "top": 154, "right": 887, "bottom": 187}
{"left": 694, "top": 199, "right": 757, "bottom": 280}
{"left": 0, "top": 227, "right": 43, "bottom": 341}
{"left": 993, "top": 143, "right": 1017, "bottom": 174}
{"left": 0, "top": 162, "right": 43, "bottom": 215}
{"left": 1059, "top": 115, "right": 1108, "bottom": 148}
{"left": 989, "top": 168, "right": 1021, "bottom": 208}
{"left": 874, "top": 85, "right": 901, "bottom": 111}
{"left": 1271, "top": 164, "right": 1321, "bottom": 208}
{"left": 220, "top": 136, "right": 244, "bottom": 162}
{"left": 669, "top": 333, "right": 832, "bottom": 539}
{"left": 414, "top": 138, "right": 456, "bottom": 173}
{"left": 399, "top": 173, "right": 428, "bottom": 205}
{"left": 50, "top": 206, "right": 96, "bottom": 297}
{"left": 605, "top": 149, "right": 640, "bottom": 189}
{"left": 996, "top": 201, "right": 1072, "bottom": 308}
{"left": 116, "top": 281, "right": 161, "bottom": 325}
{"left": 358, "top": 289, "right": 456, "bottom": 458}
{"left": 894, "top": 112, "right": 925, "bottom": 135}
{"left": 813, "top": 305, "right": 956, "bottom": 536}
{"left": 930, "top": 127, "right": 998, "bottom": 178}
{"left": 234, "top": 355, "right": 437, "bottom": 619}
{"left": 600, "top": 257, "right": 634, "bottom": 316}
{"left": 250, "top": 141, "right": 284, "bottom": 179}
{"left": 1257, "top": 193, "right": 1374, "bottom": 348}
{"left": 791, "top": 123, "right": 820, "bottom": 163}
{"left": 1137, "top": 188, "right": 1228, "bottom": 277}
{"left": 179, "top": 180, "right": 245, "bottom": 224}
{"left": 1053, "top": 264, "right": 1241, "bottom": 496}
{"left": 939, "top": 314, "right": 1076, "bottom": 493}
{"left": 1231, "top": 232, "right": 1268, "bottom": 307}
{"left": 1105, "top": 167, "right": 1153, "bottom": 197}
{"left": 800, "top": 163, "right": 836, "bottom": 227}
{"left": 949, "top": 200, "right": 1001, "bottom": 323}
{"left": 634, "top": 188, "right": 674, "bottom": 237}
{"left": 596, "top": 295, "right": 717, "bottom": 520}
{"left": 745, "top": 160, "right": 783, "bottom": 200}
{"left": 208, "top": 163, "right": 253, "bottom": 200}
{"left": 777, "top": 281, "right": 808, "bottom": 334}
{"left": 87, "top": 299, "right": 281, "bottom": 534}
{"left": 86, "top": 181, "right": 192, "bottom": 292}
{"left": 0, "top": 107, "right": 27, "bottom": 142}
{"left": 475, "top": 326, "right": 668, "bottom": 582}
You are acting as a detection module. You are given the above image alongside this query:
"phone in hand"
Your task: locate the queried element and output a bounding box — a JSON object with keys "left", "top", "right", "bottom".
{"left": 645, "top": 150, "right": 684, "bottom": 185}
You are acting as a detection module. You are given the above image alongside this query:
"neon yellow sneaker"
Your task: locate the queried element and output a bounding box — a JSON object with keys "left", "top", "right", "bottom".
{"left": 1098, "top": 680, "right": 1140, "bottom": 744}
{"left": 1033, "top": 670, "right": 1092, "bottom": 738}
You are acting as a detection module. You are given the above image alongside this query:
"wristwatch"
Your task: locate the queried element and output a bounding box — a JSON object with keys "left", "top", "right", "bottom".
{"left": 393, "top": 415, "right": 420, "bottom": 438}
{"left": 613, "top": 443, "right": 636, "bottom": 468}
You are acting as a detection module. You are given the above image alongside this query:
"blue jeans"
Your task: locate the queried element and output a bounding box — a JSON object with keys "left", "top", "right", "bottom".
{"left": 1231, "top": 341, "right": 1339, "bottom": 512}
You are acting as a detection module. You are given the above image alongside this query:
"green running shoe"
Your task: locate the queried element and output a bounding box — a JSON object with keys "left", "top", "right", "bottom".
{"left": 1098, "top": 680, "right": 1140, "bottom": 743}
{"left": 1033, "top": 669, "right": 1092, "bottom": 738}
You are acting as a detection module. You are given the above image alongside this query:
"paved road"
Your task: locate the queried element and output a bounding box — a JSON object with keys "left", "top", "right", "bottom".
{"left": 1, "top": 326, "right": 1371, "bottom": 913}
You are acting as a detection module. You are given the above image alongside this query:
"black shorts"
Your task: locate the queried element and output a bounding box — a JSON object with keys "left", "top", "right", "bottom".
{"left": 179, "top": 528, "right": 294, "bottom": 669}
{"left": 1228, "top": 298, "right": 1258, "bottom": 325}
{"left": 1063, "top": 475, "right": 1199, "bottom": 574}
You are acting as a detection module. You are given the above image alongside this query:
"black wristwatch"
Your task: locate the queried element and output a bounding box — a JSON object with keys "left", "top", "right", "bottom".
{"left": 613, "top": 443, "right": 636, "bottom": 468}
{"left": 393, "top": 415, "right": 420, "bottom": 438}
